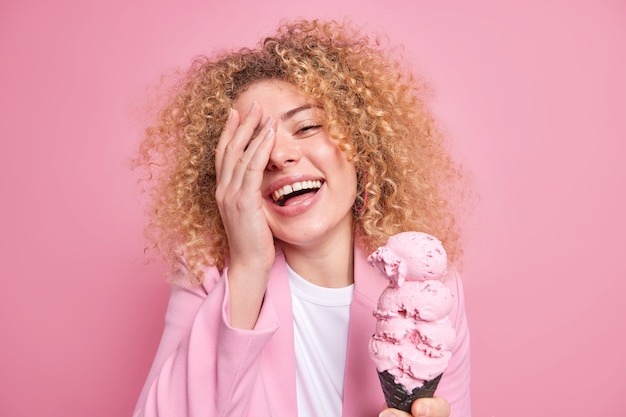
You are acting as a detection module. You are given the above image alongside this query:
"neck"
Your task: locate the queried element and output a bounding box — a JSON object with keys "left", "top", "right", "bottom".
{"left": 279, "top": 228, "right": 354, "bottom": 288}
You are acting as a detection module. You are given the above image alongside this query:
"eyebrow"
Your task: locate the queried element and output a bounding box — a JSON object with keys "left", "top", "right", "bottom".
{"left": 251, "top": 105, "right": 320, "bottom": 138}
{"left": 279, "top": 104, "right": 317, "bottom": 121}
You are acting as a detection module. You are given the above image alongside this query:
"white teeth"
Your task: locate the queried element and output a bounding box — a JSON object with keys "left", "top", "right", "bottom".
{"left": 272, "top": 180, "right": 322, "bottom": 201}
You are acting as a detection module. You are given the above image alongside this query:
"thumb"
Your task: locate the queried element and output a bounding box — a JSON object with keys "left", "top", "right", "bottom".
{"left": 379, "top": 409, "right": 412, "bottom": 417}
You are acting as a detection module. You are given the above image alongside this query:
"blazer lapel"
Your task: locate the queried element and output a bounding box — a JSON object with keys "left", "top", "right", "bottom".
{"left": 261, "top": 250, "right": 298, "bottom": 416}
{"left": 342, "top": 243, "right": 388, "bottom": 416}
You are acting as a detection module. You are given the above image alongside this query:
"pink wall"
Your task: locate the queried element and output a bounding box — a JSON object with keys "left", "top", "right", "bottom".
{"left": 1, "top": 1, "right": 624, "bottom": 416}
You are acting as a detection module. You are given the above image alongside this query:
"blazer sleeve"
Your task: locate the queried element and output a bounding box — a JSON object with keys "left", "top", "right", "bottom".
{"left": 435, "top": 269, "right": 472, "bottom": 416}
{"left": 132, "top": 263, "right": 280, "bottom": 417}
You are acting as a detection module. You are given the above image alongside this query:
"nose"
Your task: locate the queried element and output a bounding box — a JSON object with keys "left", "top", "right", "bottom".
{"left": 266, "top": 128, "right": 300, "bottom": 170}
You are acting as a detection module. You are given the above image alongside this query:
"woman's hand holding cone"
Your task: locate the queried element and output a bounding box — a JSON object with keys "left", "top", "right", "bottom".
{"left": 379, "top": 396, "right": 451, "bottom": 417}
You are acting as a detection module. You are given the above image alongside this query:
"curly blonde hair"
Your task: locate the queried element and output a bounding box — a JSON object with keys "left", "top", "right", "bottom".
{"left": 136, "top": 19, "right": 466, "bottom": 283}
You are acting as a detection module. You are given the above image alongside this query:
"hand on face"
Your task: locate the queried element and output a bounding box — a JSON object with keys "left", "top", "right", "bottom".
{"left": 379, "top": 397, "right": 451, "bottom": 417}
{"left": 215, "top": 102, "right": 278, "bottom": 273}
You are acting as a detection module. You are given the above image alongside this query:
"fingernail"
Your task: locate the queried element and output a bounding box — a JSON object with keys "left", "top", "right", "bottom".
{"left": 264, "top": 127, "right": 274, "bottom": 140}
{"left": 379, "top": 412, "right": 396, "bottom": 417}
{"left": 247, "top": 101, "right": 258, "bottom": 115}
{"left": 227, "top": 108, "right": 235, "bottom": 120}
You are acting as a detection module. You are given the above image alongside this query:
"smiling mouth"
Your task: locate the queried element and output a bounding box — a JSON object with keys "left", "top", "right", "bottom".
{"left": 272, "top": 180, "right": 323, "bottom": 206}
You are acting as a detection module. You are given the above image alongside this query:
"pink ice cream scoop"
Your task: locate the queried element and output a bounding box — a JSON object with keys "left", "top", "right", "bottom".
{"left": 367, "top": 232, "right": 456, "bottom": 410}
{"left": 368, "top": 231, "right": 448, "bottom": 287}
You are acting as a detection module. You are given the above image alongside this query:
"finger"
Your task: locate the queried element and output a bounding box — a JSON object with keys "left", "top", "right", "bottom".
{"left": 229, "top": 101, "right": 263, "bottom": 150}
{"left": 411, "top": 396, "right": 450, "bottom": 417}
{"left": 228, "top": 115, "right": 275, "bottom": 189}
{"left": 236, "top": 114, "right": 274, "bottom": 164}
{"left": 216, "top": 102, "right": 262, "bottom": 183}
{"left": 215, "top": 108, "right": 240, "bottom": 178}
{"left": 238, "top": 120, "right": 276, "bottom": 193}
{"left": 378, "top": 408, "right": 411, "bottom": 417}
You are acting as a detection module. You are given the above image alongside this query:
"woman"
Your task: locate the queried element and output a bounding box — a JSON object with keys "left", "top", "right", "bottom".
{"left": 133, "top": 19, "right": 470, "bottom": 417}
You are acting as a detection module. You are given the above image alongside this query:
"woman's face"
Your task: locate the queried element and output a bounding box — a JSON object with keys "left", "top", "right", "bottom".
{"left": 233, "top": 79, "right": 357, "bottom": 251}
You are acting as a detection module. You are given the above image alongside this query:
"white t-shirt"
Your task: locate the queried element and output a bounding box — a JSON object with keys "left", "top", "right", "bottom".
{"left": 287, "top": 264, "right": 354, "bottom": 417}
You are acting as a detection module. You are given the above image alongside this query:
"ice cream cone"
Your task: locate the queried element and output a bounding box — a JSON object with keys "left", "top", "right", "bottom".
{"left": 368, "top": 233, "right": 451, "bottom": 413}
{"left": 377, "top": 371, "right": 442, "bottom": 412}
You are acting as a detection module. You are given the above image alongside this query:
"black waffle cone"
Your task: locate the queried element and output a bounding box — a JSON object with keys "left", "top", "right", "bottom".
{"left": 377, "top": 371, "right": 443, "bottom": 412}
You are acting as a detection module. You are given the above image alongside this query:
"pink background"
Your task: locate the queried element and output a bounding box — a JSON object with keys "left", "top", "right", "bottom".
{"left": 1, "top": 0, "right": 624, "bottom": 416}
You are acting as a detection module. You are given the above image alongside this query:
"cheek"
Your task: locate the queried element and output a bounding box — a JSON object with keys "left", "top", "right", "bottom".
{"left": 339, "top": 163, "right": 358, "bottom": 204}
{"left": 324, "top": 143, "right": 355, "bottom": 173}
{"left": 311, "top": 138, "right": 358, "bottom": 191}
{"left": 335, "top": 155, "right": 357, "bottom": 192}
